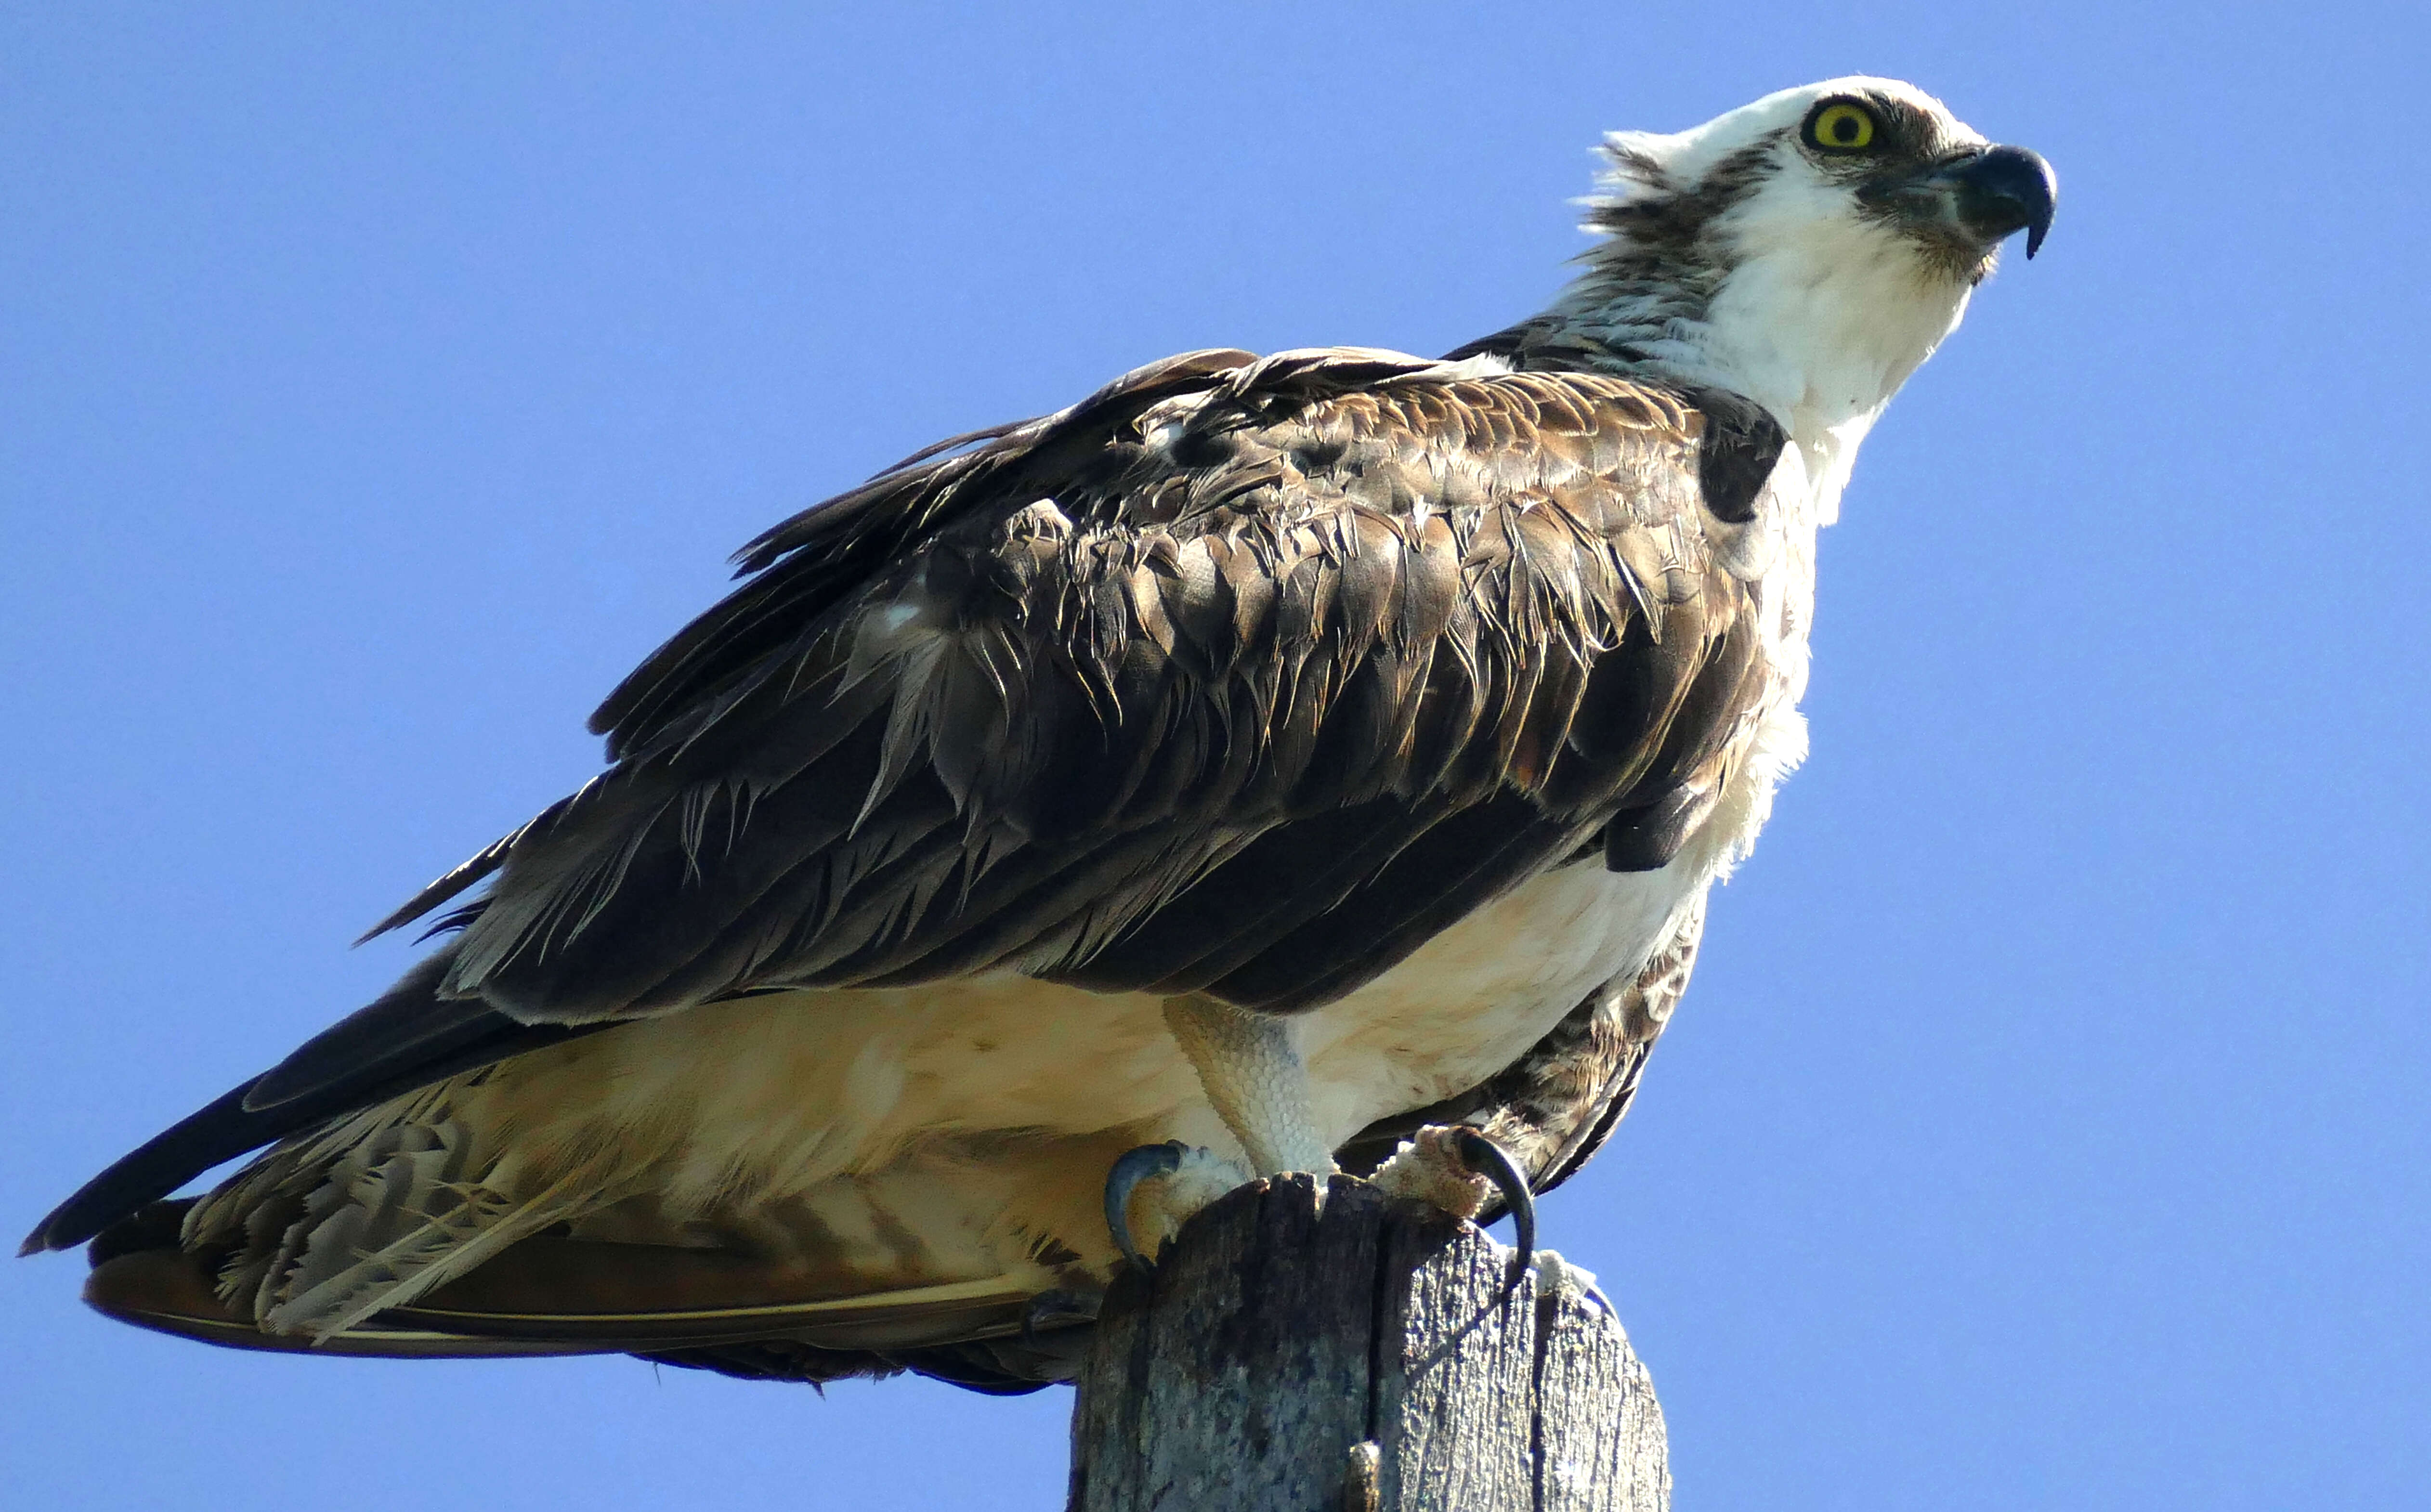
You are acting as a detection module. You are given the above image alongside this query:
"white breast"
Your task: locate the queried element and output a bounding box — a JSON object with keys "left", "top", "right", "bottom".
{"left": 1297, "top": 700, "right": 1808, "bottom": 1147}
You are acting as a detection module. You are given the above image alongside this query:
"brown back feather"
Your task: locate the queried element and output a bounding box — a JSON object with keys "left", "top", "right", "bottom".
{"left": 405, "top": 349, "right": 1765, "bottom": 1026}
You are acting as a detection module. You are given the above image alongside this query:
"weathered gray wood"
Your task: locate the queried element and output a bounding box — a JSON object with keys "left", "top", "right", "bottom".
{"left": 1068, "top": 1175, "right": 1667, "bottom": 1512}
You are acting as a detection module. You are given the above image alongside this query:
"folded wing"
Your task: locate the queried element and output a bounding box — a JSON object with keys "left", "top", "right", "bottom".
{"left": 29, "top": 347, "right": 1781, "bottom": 1356}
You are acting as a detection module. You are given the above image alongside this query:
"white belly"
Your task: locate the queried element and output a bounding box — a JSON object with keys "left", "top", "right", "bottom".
{"left": 493, "top": 854, "right": 1702, "bottom": 1288}
{"left": 536, "top": 705, "right": 1798, "bottom": 1203}
{"left": 1297, "top": 847, "right": 1706, "bottom": 1140}
{"left": 352, "top": 701, "right": 1807, "bottom": 1302}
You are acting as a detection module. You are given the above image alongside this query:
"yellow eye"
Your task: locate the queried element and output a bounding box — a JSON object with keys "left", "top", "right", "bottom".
{"left": 1808, "top": 102, "right": 1877, "bottom": 152}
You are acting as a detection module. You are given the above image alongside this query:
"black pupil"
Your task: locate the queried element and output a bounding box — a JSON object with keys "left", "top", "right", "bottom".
{"left": 1829, "top": 112, "right": 1860, "bottom": 143}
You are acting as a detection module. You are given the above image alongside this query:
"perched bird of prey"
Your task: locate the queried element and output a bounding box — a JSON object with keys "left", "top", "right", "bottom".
{"left": 27, "top": 78, "right": 2052, "bottom": 1393}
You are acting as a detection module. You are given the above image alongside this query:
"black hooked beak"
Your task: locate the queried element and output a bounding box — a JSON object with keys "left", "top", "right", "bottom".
{"left": 1866, "top": 143, "right": 2059, "bottom": 259}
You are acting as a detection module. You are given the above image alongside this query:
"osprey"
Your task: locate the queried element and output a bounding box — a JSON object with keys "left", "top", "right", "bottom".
{"left": 27, "top": 78, "right": 2052, "bottom": 1393}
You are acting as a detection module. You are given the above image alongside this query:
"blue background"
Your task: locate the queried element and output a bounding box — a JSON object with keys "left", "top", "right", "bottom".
{"left": 6, "top": 5, "right": 2425, "bottom": 1508}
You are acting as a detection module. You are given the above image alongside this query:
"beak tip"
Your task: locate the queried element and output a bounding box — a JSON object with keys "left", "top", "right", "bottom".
{"left": 1964, "top": 144, "right": 2056, "bottom": 263}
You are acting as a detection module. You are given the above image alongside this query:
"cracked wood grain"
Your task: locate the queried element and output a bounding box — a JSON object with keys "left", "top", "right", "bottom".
{"left": 1069, "top": 1175, "right": 1667, "bottom": 1512}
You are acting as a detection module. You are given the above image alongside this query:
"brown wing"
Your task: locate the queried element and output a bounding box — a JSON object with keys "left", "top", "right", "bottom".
{"left": 404, "top": 349, "right": 1756, "bottom": 1022}
{"left": 28, "top": 345, "right": 1778, "bottom": 1256}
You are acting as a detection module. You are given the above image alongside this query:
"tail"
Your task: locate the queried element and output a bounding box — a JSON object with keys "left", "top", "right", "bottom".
{"left": 22, "top": 951, "right": 607, "bottom": 1257}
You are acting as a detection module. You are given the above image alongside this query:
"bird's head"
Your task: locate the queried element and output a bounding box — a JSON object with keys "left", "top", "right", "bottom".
{"left": 1559, "top": 77, "right": 2056, "bottom": 438}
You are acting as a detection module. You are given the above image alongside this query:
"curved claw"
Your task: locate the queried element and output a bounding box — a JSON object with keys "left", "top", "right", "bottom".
{"left": 1104, "top": 1140, "right": 1188, "bottom": 1274}
{"left": 1451, "top": 1127, "right": 1534, "bottom": 1287}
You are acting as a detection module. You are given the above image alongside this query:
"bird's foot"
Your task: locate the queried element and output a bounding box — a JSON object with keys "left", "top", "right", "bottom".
{"left": 1102, "top": 1141, "right": 1253, "bottom": 1273}
{"left": 1103, "top": 1126, "right": 1534, "bottom": 1281}
{"left": 1370, "top": 1124, "right": 1536, "bottom": 1282}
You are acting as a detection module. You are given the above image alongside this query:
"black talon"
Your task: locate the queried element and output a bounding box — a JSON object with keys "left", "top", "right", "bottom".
{"left": 1104, "top": 1140, "right": 1187, "bottom": 1273}
{"left": 1451, "top": 1127, "right": 1535, "bottom": 1287}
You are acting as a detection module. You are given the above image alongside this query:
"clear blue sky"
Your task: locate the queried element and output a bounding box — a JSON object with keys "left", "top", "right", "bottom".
{"left": 5, "top": 5, "right": 2425, "bottom": 1508}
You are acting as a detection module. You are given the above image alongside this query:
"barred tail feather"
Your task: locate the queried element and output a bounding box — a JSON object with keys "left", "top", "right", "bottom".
{"left": 190, "top": 1087, "right": 626, "bottom": 1341}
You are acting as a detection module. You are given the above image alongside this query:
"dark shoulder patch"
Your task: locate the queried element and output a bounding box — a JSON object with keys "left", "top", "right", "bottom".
{"left": 1673, "top": 386, "right": 1786, "bottom": 524}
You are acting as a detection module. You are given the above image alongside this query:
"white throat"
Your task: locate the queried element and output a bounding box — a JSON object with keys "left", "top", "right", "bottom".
{"left": 1551, "top": 271, "right": 1969, "bottom": 530}
{"left": 1548, "top": 200, "right": 1977, "bottom": 528}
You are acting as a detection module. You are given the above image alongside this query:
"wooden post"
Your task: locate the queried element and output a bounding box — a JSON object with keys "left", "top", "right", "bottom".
{"left": 1067, "top": 1174, "right": 1669, "bottom": 1512}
